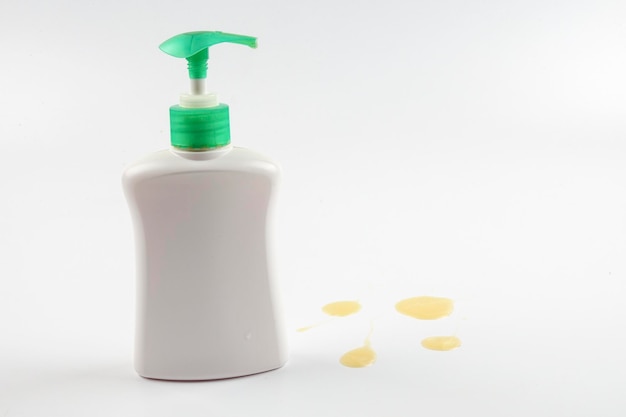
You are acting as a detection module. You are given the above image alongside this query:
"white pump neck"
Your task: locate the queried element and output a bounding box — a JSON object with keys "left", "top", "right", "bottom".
{"left": 180, "top": 78, "right": 218, "bottom": 108}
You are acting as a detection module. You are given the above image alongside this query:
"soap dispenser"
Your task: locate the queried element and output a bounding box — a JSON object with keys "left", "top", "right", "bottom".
{"left": 122, "top": 31, "right": 286, "bottom": 380}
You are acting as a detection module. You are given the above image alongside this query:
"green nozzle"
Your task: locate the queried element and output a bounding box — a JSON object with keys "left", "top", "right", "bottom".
{"left": 159, "top": 31, "right": 257, "bottom": 79}
{"left": 159, "top": 31, "right": 257, "bottom": 150}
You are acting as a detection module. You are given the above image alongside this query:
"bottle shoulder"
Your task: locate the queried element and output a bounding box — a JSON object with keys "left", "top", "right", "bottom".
{"left": 122, "top": 146, "right": 280, "bottom": 185}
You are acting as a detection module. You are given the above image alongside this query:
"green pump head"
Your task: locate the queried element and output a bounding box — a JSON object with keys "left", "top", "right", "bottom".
{"left": 159, "top": 31, "right": 257, "bottom": 150}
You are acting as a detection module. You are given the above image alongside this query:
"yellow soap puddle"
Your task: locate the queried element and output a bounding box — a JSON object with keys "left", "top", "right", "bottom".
{"left": 397, "top": 296, "right": 461, "bottom": 352}
{"left": 298, "top": 295, "right": 461, "bottom": 368}
{"left": 323, "top": 300, "right": 361, "bottom": 317}
{"left": 395, "top": 296, "right": 454, "bottom": 320}
{"left": 297, "top": 300, "right": 361, "bottom": 332}
{"left": 340, "top": 343, "right": 377, "bottom": 368}
{"left": 340, "top": 323, "right": 376, "bottom": 368}
{"left": 421, "top": 335, "right": 462, "bottom": 351}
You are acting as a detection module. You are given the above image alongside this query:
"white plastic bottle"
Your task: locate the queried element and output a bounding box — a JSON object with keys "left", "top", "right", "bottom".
{"left": 122, "top": 31, "right": 286, "bottom": 380}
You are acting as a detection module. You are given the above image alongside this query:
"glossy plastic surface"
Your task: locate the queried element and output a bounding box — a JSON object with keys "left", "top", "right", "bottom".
{"left": 122, "top": 146, "right": 286, "bottom": 380}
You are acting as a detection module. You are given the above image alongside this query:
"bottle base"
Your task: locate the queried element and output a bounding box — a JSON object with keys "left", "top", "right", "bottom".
{"left": 135, "top": 360, "right": 287, "bottom": 381}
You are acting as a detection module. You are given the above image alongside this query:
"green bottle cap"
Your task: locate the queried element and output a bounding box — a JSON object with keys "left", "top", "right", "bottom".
{"left": 159, "top": 31, "right": 257, "bottom": 150}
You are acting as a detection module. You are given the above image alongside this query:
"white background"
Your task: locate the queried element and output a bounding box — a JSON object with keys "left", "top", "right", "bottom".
{"left": 1, "top": 0, "right": 625, "bottom": 416}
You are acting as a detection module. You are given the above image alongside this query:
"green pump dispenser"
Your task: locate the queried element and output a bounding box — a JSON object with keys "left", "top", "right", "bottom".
{"left": 159, "top": 31, "right": 257, "bottom": 150}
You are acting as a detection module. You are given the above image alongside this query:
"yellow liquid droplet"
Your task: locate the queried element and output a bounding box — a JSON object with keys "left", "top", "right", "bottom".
{"left": 296, "top": 325, "right": 316, "bottom": 332}
{"left": 395, "top": 296, "right": 454, "bottom": 320}
{"left": 340, "top": 344, "right": 377, "bottom": 368}
{"left": 421, "top": 336, "right": 462, "bottom": 351}
{"left": 322, "top": 300, "right": 361, "bottom": 317}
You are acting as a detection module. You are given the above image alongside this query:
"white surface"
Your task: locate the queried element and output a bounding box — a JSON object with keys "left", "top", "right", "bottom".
{"left": 1, "top": 0, "right": 625, "bottom": 416}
